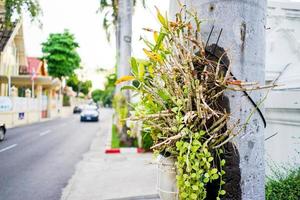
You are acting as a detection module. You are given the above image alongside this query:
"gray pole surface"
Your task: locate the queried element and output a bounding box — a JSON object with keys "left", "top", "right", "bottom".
{"left": 117, "top": 0, "right": 133, "bottom": 79}
{"left": 170, "top": 1, "right": 266, "bottom": 199}
{"left": 116, "top": 0, "right": 133, "bottom": 104}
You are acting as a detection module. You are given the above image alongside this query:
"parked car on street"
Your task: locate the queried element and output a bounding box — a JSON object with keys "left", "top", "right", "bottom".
{"left": 80, "top": 106, "right": 99, "bottom": 122}
{"left": 0, "top": 124, "right": 6, "bottom": 141}
{"left": 73, "top": 105, "right": 82, "bottom": 114}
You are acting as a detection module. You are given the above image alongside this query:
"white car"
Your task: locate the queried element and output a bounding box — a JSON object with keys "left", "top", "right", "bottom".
{"left": 80, "top": 106, "right": 99, "bottom": 122}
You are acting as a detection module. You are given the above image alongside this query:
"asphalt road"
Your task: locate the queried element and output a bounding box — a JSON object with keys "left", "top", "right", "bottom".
{"left": 0, "top": 113, "right": 102, "bottom": 200}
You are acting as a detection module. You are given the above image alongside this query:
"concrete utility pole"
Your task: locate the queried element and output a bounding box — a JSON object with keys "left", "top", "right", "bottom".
{"left": 117, "top": 0, "right": 133, "bottom": 80}
{"left": 116, "top": 0, "right": 133, "bottom": 145}
{"left": 170, "top": 1, "right": 266, "bottom": 199}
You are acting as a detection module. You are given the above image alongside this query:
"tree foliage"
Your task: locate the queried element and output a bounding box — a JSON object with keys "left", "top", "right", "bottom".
{"left": 42, "top": 30, "right": 81, "bottom": 79}
{"left": 99, "top": 0, "right": 145, "bottom": 41}
{"left": 266, "top": 167, "right": 300, "bottom": 200}
{"left": 81, "top": 80, "right": 92, "bottom": 95}
{"left": 3, "top": 0, "right": 41, "bottom": 24}
{"left": 67, "top": 74, "right": 92, "bottom": 96}
{"left": 91, "top": 73, "right": 116, "bottom": 106}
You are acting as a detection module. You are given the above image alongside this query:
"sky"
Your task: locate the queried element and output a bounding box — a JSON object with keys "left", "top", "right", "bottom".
{"left": 23, "top": 0, "right": 299, "bottom": 89}
{"left": 23, "top": 0, "right": 169, "bottom": 89}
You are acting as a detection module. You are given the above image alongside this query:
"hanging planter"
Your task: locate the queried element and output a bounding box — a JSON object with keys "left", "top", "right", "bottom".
{"left": 117, "top": 4, "right": 273, "bottom": 200}
{"left": 157, "top": 155, "right": 178, "bottom": 200}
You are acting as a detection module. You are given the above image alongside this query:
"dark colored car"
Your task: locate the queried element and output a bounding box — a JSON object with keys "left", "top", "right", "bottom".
{"left": 0, "top": 124, "right": 6, "bottom": 142}
{"left": 80, "top": 106, "right": 99, "bottom": 122}
{"left": 73, "top": 106, "right": 82, "bottom": 114}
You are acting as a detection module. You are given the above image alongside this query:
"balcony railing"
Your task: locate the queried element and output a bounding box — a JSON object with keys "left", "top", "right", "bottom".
{"left": 19, "top": 65, "right": 29, "bottom": 75}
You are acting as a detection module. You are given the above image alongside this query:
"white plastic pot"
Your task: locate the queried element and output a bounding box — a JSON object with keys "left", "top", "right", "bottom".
{"left": 157, "top": 155, "right": 179, "bottom": 200}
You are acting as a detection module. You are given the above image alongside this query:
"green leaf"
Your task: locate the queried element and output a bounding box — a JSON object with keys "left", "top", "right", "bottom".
{"left": 211, "top": 174, "right": 219, "bottom": 180}
{"left": 121, "top": 86, "right": 137, "bottom": 91}
{"left": 181, "top": 192, "right": 188, "bottom": 198}
{"left": 221, "top": 159, "right": 226, "bottom": 166}
{"left": 211, "top": 168, "right": 218, "bottom": 174}
{"left": 176, "top": 141, "right": 182, "bottom": 149}
{"left": 153, "top": 32, "right": 166, "bottom": 51}
{"left": 199, "top": 130, "right": 206, "bottom": 136}
{"left": 219, "top": 190, "right": 226, "bottom": 195}
{"left": 191, "top": 193, "right": 197, "bottom": 199}
{"left": 155, "top": 7, "right": 168, "bottom": 29}
{"left": 192, "top": 185, "right": 198, "bottom": 191}
{"left": 184, "top": 181, "right": 190, "bottom": 187}
{"left": 138, "top": 63, "right": 145, "bottom": 80}
{"left": 157, "top": 89, "right": 171, "bottom": 101}
{"left": 171, "top": 107, "right": 178, "bottom": 113}
{"left": 203, "top": 177, "right": 209, "bottom": 183}
{"left": 130, "top": 57, "right": 138, "bottom": 76}
{"left": 148, "top": 65, "right": 154, "bottom": 77}
{"left": 192, "top": 140, "right": 201, "bottom": 146}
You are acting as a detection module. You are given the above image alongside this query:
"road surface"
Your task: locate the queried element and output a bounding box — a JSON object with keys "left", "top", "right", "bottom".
{"left": 0, "top": 113, "right": 102, "bottom": 200}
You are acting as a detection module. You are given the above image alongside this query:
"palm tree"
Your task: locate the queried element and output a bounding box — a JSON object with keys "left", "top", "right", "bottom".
{"left": 99, "top": 0, "right": 145, "bottom": 42}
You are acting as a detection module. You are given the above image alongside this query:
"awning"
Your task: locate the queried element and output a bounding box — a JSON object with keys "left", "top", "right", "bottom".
{"left": 0, "top": 75, "right": 61, "bottom": 89}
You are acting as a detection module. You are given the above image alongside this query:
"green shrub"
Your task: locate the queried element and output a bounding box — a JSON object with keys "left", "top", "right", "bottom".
{"left": 111, "top": 124, "right": 120, "bottom": 148}
{"left": 142, "top": 131, "right": 153, "bottom": 151}
{"left": 63, "top": 95, "right": 71, "bottom": 107}
{"left": 266, "top": 167, "right": 300, "bottom": 200}
{"left": 112, "top": 92, "right": 128, "bottom": 126}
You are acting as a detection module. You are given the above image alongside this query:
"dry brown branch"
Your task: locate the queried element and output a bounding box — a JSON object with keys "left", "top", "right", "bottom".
{"left": 227, "top": 84, "right": 277, "bottom": 91}
{"left": 128, "top": 113, "right": 174, "bottom": 121}
{"left": 150, "top": 131, "right": 188, "bottom": 149}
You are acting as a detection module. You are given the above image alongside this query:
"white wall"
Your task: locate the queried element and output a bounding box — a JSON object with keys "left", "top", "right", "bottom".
{"left": 265, "top": 1, "right": 300, "bottom": 174}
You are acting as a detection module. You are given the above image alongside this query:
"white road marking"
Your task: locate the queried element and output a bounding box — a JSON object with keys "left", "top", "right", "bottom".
{"left": 0, "top": 144, "right": 18, "bottom": 153}
{"left": 39, "top": 130, "right": 52, "bottom": 137}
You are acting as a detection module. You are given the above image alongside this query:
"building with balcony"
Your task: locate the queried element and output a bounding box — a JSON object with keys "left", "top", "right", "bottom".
{"left": 0, "top": 3, "right": 63, "bottom": 127}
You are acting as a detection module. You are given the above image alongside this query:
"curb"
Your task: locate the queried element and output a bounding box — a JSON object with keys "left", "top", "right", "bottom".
{"left": 106, "top": 194, "right": 159, "bottom": 200}
{"left": 105, "top": 147, "right": 145, "bottom": 154}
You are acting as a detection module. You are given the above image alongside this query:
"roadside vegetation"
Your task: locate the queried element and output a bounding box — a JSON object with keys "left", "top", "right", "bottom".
{"left": 111, "top": 124, "right": 120, "bottom": 148}
{"left": 266, "top": 166, "right": 300, "bottom": 200}
{"left": 92, "top": 73, "right": 116, "bottom": 107}
{"left": 67, "top": 74, "right": 93, "bottom": 96}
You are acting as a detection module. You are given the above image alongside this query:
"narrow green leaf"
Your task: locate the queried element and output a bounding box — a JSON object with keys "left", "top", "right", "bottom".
{"left": 130, "top": 57, "right": 138, "bottom": 76}
{"left": 121, "top": 86, "right": 137, "bottom": 91}
{"left": 138, "top": 63, "right": 145, "bottom": 80}
{"left": 153, "top": 32, "right": 166, "bottom": 51}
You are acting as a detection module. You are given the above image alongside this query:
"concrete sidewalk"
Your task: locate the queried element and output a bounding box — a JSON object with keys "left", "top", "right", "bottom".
{"left": 61, "top": 109, "right": 159, "bottom": 200}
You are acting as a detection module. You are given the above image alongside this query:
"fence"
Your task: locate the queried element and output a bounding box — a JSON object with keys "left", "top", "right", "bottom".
{"left": 0, "top": 96, "right": 61, "bottom": 128}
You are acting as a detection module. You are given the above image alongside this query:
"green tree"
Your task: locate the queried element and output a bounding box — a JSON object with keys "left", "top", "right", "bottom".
{"left": 3, "top": 0, "right": 40, "bottom": 24}
{"left": 66, "top": 74, "right": 80, "bottom": 93}
{"left": 42, "top": 30, "right": 81, "bottom": 79}
{"left": 91, "top": 73, "right": 116, "bottom": 106}
{"left": 67, "top": 74, "right": 92, "bottom": 96}
{"left": 81, "top": 80, "right": 92, "bottom": 95}
{"left": 91, "top": 89, "right": 105, "bottom": 103}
